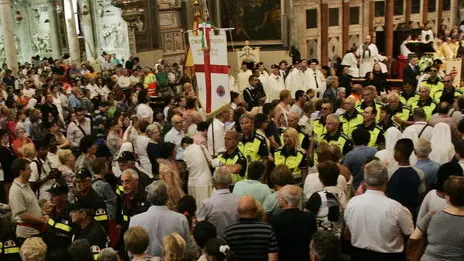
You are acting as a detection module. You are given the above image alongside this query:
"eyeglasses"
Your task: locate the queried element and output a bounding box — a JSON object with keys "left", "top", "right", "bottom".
{"left": 321, "top": 107, "right": 330, "bottom": 110}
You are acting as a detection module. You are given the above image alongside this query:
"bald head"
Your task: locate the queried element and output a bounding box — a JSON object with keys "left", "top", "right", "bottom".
{"left": 287, "top": 111, "right": 300, "bottom": 128}
{"left": 278, "top": 185, "right": 302, "bottom": 209}
{"left": 238, "top": 195, "right": 258, "bottom": 218}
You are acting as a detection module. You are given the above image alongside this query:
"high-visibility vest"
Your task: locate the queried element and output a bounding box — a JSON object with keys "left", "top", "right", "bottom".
{"left": 238, "top": 132, "right": 267, "bottom": 162}
{"left": 217, "top": 150, "right": 247, "bottom": 183}
{"left": 340, "top": 112, "right": 364, "bottom": 138}
{"left": 274, "top": 148, "right": 306, "bottom": 178}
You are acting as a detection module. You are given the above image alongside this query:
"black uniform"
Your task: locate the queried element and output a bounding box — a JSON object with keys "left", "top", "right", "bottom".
{"left": 74, "top": 220, "right": 107, "bottom": 250}
{"left": 46, "top": 205, "right": 73, "bottom": 254}
{"left": 0, "top": 217, "right": 20, "bottom": 261}
{"left": 76, "top": 189, "right": 109, "bottom": 232}
{"left": 116, "top": 189, "right": 149, "bottom": 233}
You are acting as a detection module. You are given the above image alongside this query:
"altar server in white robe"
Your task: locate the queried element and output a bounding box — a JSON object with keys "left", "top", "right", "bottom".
{"left": 237, "top": 61, "right": 252, "bottom": 93}
{"left": 267, "top": 64, "right": 286, "bottom": 102}
{"left": 357, "top": 35, "right": 381, "bottom": 77}
{"left": 341, "top": 48, "right": 359, "bottom": 78}
{"left": 306, "top": 59, "right": 325, "bottom": 97}
{"left": 228, "top": 66, "right": 239, "bottom": 93}
{"left": 257, "top": 63, "right": 270, "bottom": 97}
{"left": 285, "top": 61, "right": 305, "bottom": 95}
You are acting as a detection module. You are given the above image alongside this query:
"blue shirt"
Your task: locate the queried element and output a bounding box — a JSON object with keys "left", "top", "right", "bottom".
{"left": 233, "top": 179, "right": 271, "bottom": 203}
{"left": 68, "top": 94, "right": 81, "bottom": 109}
{"left": 415, "top": 159, "right": 440, "bottom": 192}
{"left": 343, "top": 146, "right": 378, "bottom": 189}
{"left": 129, "top": 205, "right": 189, "bottom": 256}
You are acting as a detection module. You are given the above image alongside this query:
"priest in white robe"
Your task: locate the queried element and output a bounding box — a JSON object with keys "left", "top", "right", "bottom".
{"left": 341, "top": 49, "right": 359, "bottom": 78}
{"left": 237, "top": 61, "right": 252, "bottom": 93}
{"left": 285, "top": 63, "right": 305, "bottom": 95}
{"left": 306, "top": 59, "right": 325, "bottom": 97}
{"left": 357, "top": 35, "right": 380, "bottom": 77}
{"left": 267, "top": 64, "right": 286, "bottom": 102}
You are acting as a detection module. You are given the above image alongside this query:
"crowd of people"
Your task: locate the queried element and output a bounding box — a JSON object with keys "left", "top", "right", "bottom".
{"left": 0, "top": 31, "right": 464, "bottom": 261}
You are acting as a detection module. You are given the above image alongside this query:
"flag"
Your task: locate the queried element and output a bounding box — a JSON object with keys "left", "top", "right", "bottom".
{"left": 188, "top": 28, "right": 230, "bottom": 114}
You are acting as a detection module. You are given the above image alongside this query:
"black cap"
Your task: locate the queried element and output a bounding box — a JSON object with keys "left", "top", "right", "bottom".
{"left": 69, "top": 197, "right": 93, "bottom": 211}
{"left": 75, "top": 168, "right": 92, "bottom": 180}
{"left": 47, "top": 181, "right": 69, "bottom": 195}
{"left": 271, "top": 64, "right": 279, "bottom": 69}
{"left": 309, "top": 58, "right": 319, "bottom": 64}
{"left": 117, "top": 151, "right": 137, "bottom": 162}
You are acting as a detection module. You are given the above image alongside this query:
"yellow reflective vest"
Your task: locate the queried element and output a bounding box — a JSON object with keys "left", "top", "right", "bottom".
{"left": 340, "top": 110, "right": 364, "bottom": 138}
{"left": 238, "top": 132, "right": 269, "bottom": 162}
{"left": 274, "top": 148, "right": 306, "bottom": 178}
{"left": 216, "top": 148, "right": 248, "bottom": 183}
{"left": 356, "top": 102, "right": 382, "bottom": 121}
{"left": 410, "top": 97, "right": 437, "bottom": 121}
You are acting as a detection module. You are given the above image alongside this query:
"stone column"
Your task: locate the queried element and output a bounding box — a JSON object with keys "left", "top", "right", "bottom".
{"left": 450, "top": 0, "right": 458, "bottom": 27}
{"left": 423, "top": 0, "right": 429, "bottom": 25}
{"left": 405, "top": 0, "right": 412, "bottom": 24}
{"left": 385, "top": 0, "right": 394, "bottom": 59}
{"left": 64, "top": 0, "right": 80, "bottom": 63}
{"left": 48, "top": 0, "right": 62, "bottom": 58}
{"left": 342, "top": 0, "right": 350, "bottom": 53}
{"left": 0, "top": 0, "right": 18, "bottom": 75}
{"left": 80, "top": 0, "right": 96, "bottom": 61}
{"left": 127, "top": 25, "right": 137, "bottom": 55}
{"left": 437, "top": 0, "right": 443, "bottom": 34}
{"left": 320, "top": 3, "right": 329, "bottom": 64}
{"left": 368, "top": 0, "right": 375, "bottom": 37}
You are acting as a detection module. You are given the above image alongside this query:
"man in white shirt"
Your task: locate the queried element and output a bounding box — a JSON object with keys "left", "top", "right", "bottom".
{"left": 116, "top": 68, "right": 131, "bottom": 89}
{"left": 164, "top": 115, "right": 185, "bottom": 160}
{"left": 183, "top": 138, "right": 213, "bottom": 208}
{"left": 66, "top": 108, "right": 91, "bottom": 150}
{"left": 85, "top": 78, "right": 101, "bottom": 100}
{"left": 344, "top": 160, "right": 414, "bottom": 260}
{"left": 207, "top": 108, "right": 230, "bottom": 156}
{"left": 237, "top": 62, "right": 252, "bottom": 93}
{"left": 404, "top": 108, "right": 434, "bottom": 141}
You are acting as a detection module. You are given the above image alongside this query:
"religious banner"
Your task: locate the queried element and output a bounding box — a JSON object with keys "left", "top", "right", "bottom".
{"left": 188, "top": 25, "right": 230, "bottom": 114}
{"left": 445, "top": 58, "right": 462, "bottom": 87}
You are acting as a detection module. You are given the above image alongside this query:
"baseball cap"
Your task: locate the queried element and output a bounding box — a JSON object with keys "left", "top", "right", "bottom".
{"left": 75, "top": 168, "right": 92, "bottom": 180}
{"left": 117, "top": 151, "right": 137, "bottom": 162}
{"left": 47, "top": 181, "right": 69, "bottom": 195}
{"left": 69, "top": 197, "right": 93, "bottom": 211}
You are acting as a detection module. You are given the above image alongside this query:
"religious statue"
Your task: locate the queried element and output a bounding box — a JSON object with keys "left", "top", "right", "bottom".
{"left": 102, "top": 23, "right": 122, "bottom": 51}
{"left": 32, "top": 32, "right": 51, "bottom": 54}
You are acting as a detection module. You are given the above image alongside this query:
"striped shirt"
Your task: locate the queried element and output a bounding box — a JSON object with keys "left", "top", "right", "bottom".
{"left": 224, "top": 218, "right": 278, "bottom": 261}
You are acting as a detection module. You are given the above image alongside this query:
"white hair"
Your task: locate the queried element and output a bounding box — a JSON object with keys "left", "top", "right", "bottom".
{"left": 121, "top": 169, "right": 139, "bottom": 181}
{"left": 414, "top": 138, "right": 432, "bottom": 158}
{"left": 213, "top": 166, "right": 232, "bottom": 185}
{"left": 363, "top": 160, "right": 388, "bottom": 187}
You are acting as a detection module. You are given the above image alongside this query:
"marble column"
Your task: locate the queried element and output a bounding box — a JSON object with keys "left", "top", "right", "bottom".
{"left": 48, "top": 0, "right": 62, "bottom": 58}
{"left": 437, "top": 0, "right": 443, "bottom": 34}
{"left": 423, "top": 0, "right": 429, "bottom": 25}
{"left": 80, "top": 0, "right": 96, "bottom": 61}
{"left": 127, "top": 25, "right": 137, "bottom": 55}
{"left": 450, "top": 0, "right": 458, "bottom": 27}
{"left": 64, "top": 0, "right": 80, "bottom": 63}
{"left": 0, "top": 0, "right": 18, "bottom": 74}
{"left": 368, "top": 0, "right": 375, "bottom": 37}
{"left": 342, "top": 0, "right": 349, "bottom": 53}
{"left": 320, "top": 3, "right": 329, "bottom": 64}
{"left": 405, "top": 0, "right": 412, "bottom": 24}
{"left": 385, "top": 0, "right": 394, "bottom": 59}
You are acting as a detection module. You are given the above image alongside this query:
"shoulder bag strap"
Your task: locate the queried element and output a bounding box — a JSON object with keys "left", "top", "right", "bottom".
{"left": 418, "top": 124, "right": 430, "bottom": 138}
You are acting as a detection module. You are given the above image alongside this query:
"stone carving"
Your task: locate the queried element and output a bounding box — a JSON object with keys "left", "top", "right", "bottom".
{"left": 158, "top": 0, "right": 181, "bottom": 10}
{"left": 32, "top": 32, "right": 51, "bottom": 53}
{"left": 349, "top": 35, "right": 360, "bottom": 50}
{"left": 328, "top": 37, "right": 341, "bottom": 59}
{"left": 306, "top": 39, "right": 317, "bottom": 59}
{"left": 102, "top": 23, "right": 122, "bottom": 51}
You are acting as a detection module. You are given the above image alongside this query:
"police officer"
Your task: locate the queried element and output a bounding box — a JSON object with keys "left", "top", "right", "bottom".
{"left": 400, "top": 81, "right": 420, "bottom": 107}
{"left": 433, "top": 75, "right": 462, "bottom": 104}
{"left": 0, "top": 217, "right": 20, "bottom": 261}
{"left": 274, "top": 127, "right": 307, "bottom": 182}
{"left": 356, "top": 85, "right": 382, "bottom": 121}
{"left": 116, "top": 151, "right": 153, "bottom": 195}
{"left": 320, "top": 114, "right": 353, "bottom": 156}
{"left": 69, "top": 197, "right": 107, "bottom": 251}
{"left": 387, "top": 92, "right": 411, "bottom": 127}
{"left": 74, "top": 169, "right": 109, "bottom": 232}
{"left": 340, "top": 96, "right": 364, "bottom": 138}
{"left": 280, "top": 112, "right": 311, "bottom": 150}
{"left": 355, "top": 106, "right": 385, "bottom": 148}
{"left": 411, "top": 85, "right": 437, "bottom": 121}
{"left": 116, "top": 169, "right": 148, "bottom": 236}
{"left": 313, "top": 100, "right": 333, "bottom": 142}
{"left": 238, "top": 114, "right": 269, "bottom": 163}
{"left": 214, "top": 131, "right": 248, "bottom": 183}
{"left": 46, "top": 181, "right": 73, "bottom": 257}
{"left": 420, "top": 65, "right": 443, "bottom": 97}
